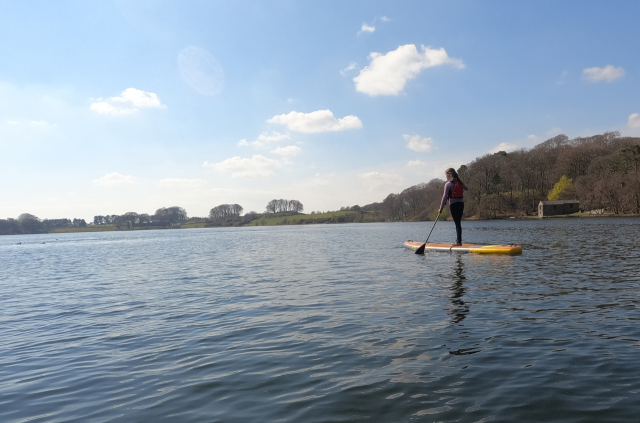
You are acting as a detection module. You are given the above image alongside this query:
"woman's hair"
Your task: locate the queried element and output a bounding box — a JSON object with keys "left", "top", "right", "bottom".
{"left": 445, "top": 167, "right": 463, "bottom": 184}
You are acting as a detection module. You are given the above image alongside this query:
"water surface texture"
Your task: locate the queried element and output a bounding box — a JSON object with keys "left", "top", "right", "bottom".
{"left": 2, "top": 219, "right": 640, "bottom": 422}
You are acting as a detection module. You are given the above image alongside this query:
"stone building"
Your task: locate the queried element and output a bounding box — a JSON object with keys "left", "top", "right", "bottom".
{"left": 538, "top": 200, "right": 580, "bottom": 217}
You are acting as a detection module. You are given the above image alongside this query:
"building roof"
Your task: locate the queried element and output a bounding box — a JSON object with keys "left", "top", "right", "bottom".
{"left": 539, "top": 200, "right": 579, "bottom": 205}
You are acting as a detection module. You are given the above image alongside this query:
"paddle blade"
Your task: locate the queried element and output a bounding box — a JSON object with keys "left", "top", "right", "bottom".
{"left": 414, "top": 243, "right": 426, "bottom": 254}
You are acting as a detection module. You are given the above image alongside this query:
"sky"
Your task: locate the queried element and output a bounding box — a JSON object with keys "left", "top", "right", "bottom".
{"left": 1, "top": 0, "right": 639, "bottom": 220}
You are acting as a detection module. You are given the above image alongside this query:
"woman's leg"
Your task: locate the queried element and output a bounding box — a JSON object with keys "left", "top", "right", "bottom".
{"left": 450, "top": 202, "right": 464, "bottom": 243}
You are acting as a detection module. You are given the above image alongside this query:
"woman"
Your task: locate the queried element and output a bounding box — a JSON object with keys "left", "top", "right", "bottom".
{"left": 439, "top": 168, "right": 468, "bottom": 246}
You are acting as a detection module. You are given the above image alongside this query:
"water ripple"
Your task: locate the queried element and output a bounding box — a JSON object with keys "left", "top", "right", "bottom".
{"left": 2, "top": 219, "right": 640, "bottom": 421}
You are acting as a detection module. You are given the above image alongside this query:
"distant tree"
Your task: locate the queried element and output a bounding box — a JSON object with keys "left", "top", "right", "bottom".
{"left": 361, "top": 202, "right": 381, "bottom": 212}
{"left": 231, "top": 204, "right": 243, "bottom": 216}
{"left": 0, "top": 218, "right": 22, "bottom": 235}
{"left": 154, "top": 207, "right": 187, "bottom": 228}
{"left": 173, "top": 207, "right": 187, "bottom": 222}
{"left": 265, "top": 199, "right": 277, "bottom": 213}
{"left": 139, "top": 213, "right": 152, "bottom": 226}
{"left": 95, "top": 215, "right": 116, "bottom": 225}
{"left": 112, "top": 215, "right": 126, "bottom": 230}
{"left": 72, "top": 218, "right": 87, "bottom": 228}
{"left": 122, "top": 212, "right": 139, "bottom": 230}
{"left": 289, "top": 200, "right": 303, "bottom": 213}
{"left": 43, "top": 218, "right": 72, "bottom": 231}
{"left": 548, "top": 176, "right": 577, "bottom": 201}
{"left": 621, "top": 145, "right": 640, "bottom": 172}
{"left": 209, "top": 204, "right": 243, "bottom": 221}
{"left": 18, "top": 213, "right": 43, "bottom": 234}
{"left": 457, "top": 165, "right": 468, "bottom": 181}
{"left": 242, "top": 211, "right": 259, "bottom": 224}
{"left": 265, "top": 199, "right": 303, "bottom": 213}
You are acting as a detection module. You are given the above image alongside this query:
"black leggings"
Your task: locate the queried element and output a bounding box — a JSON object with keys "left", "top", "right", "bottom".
{"left": 450, "top": 202, "right": 464, "bottom": 243}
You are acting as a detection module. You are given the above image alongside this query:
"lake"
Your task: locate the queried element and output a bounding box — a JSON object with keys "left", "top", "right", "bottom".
{"left": 1, "top": 219, "right": 640, "bottom": 422}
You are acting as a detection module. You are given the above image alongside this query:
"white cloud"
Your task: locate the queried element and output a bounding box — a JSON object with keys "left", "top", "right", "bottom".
{"left": 253, "top": 131, "right": 291, "bottom": 147}
{"left": 115, "top": 87, "right": 163, "bottom": 108}
{"left": 360, "top": 24, "right": 375, "bottom": 33}
{"left": 270, "top": 145, "right": 301, "bottom": 157}
{"left": 628, "top": 113, "right": 640, "bottom": 129}
{"left": 203, "top": 155, "right": 281, "bottom": 178}
{"left": 354, "top": 44, "right": 464, "bottom": 96}
{"left": 404, "top": 134, "right": 433, "bottom": 152}
{"left": 90, "top": 102, "right": 134, "bottom": 116}
{"left": 341, "top": 62, "right": 357, "bottom": 75}
{"left": 582, "top": 65, "right": 624, "bottom": 82}
{"left": 268, "top": 109, "right": 362, "bottom": 133}
{"left": 407, "top": 160, "right": 423, "bottom": 167}
{"left": 381, "top": 16, "right": 389, "bottom": 21}
{"left": 158, "top": 178, "right": 206, "bottom": 189}
{"left": 359, "top": 171, "right": 405, "bottom": 191}
{"left": 239, "top": 131, "right": 291, "bottom": 148}
{"left": 90, "top": 88, "right": 165, "bottom": 116}
{"left": 490, "top": 142, "right": 518, "bottom": 153}
{"left": 92, "top": 172, "right": 134, "bottom": 186}
{"left": 7, "top": 120, "right": 18, "bottom": 124}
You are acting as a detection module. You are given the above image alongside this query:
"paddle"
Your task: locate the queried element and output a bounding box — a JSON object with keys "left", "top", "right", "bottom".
{"left": 414, "top": 210, "right": 442, "bottom": 254}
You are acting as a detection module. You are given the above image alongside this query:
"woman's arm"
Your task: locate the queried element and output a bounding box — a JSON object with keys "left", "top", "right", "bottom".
{"left": 439, "top": 182, "right": 451, "bottom": 212}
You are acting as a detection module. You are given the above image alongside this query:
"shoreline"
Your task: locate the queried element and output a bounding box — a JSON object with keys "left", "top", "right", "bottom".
{"left": 2, "top": 212, "right": 638, "bottom": 236}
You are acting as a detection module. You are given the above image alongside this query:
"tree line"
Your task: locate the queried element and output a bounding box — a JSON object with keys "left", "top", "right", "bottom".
{"left": 1, "top": 206, "right": 189, "bottom": 235}
{"left": 209, "top": 204, "right": 243, "bottom": 220}
{"left": 93, "top": 207, "right": 189, "bottom": 229}
{"left": 2, "top": 198, "right": 310, "bottom": 235}
{"left": 207, "top": 199, "right": 304, "bottom": 227}
{"left": 0, "top": 214, "right": 88, "bottom": 235}
{"left": 265, "top": 199, "right": 303, "bottom": 213}
{"left": 369, "top": 132, "right": 640, "bottom": 221}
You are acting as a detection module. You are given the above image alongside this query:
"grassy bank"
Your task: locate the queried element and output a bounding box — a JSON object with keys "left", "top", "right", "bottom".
{"left": 179, "top": 222, "right": 209, "bottom": 229}
{"left": 244, "top": 210, "right": 372, "bottom": 226}
{"left": 51, "top": 225, "right": 121, "bottom": 233}
{"left": 50, "top": 222, "right": 208, "bottom": 233}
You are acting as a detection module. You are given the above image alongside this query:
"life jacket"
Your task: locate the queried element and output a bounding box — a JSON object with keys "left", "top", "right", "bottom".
{"left": 450, "top": 181, "right": 464, "bottom": 198}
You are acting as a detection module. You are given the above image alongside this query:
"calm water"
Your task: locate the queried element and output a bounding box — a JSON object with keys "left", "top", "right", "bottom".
{"left": 1, "top": 219, "right": 640, "bottom": 422}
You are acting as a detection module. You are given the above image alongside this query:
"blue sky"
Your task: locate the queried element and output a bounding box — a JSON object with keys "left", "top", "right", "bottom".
{"left": 1, "top": 0, "right": 639, "bottom": 220}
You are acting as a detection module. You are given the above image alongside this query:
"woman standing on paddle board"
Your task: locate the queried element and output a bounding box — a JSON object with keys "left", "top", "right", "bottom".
{"left": 439, "top": 168, "right": 468, "bottom": 246}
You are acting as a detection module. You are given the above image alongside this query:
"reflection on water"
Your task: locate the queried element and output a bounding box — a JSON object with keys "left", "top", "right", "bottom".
{"left": 446, "top": 255, "right": 469, "bottom": 324}
{"left": 2, "top": 218, "right": 640, "bottom": 422}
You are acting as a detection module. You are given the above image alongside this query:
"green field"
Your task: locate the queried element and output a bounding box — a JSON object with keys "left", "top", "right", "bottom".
{"left": 51, "top": 224, "right": 121, "bottom": 233}
{"left": 50, "top": 223, "right": 205, "bottom": 233}
{"left": 47, "top": 212, "right": 372, "bottom": 233}
{"left": 179, "top": 222, "right": 209, "bottom": 228}
{"left": 244, "top": 211, "right": 365, "bottom": 226}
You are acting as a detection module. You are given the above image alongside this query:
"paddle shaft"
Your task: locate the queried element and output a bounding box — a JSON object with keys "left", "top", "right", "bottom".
{"left": 415, "top": 210, "right": 442, "bottom": 254}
